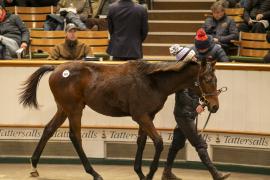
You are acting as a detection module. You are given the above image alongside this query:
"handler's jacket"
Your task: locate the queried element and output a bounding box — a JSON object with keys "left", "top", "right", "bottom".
{"left": 174, "top": 89, "right": 200, "bottom": 119}
{"left": 174, "top": 40, "right": 227, "bottom": 119}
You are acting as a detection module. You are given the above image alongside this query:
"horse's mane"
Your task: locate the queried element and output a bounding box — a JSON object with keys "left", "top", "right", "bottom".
{"left": 129, "top": 60, "right": 199, "bottom": 75}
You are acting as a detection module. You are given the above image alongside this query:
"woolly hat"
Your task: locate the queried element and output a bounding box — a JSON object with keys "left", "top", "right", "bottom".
{"left": 194, "top": 28, "right": 212, "bottom": 50}
{"left": 169, "top": 44, "right": 196, "bottom": 61}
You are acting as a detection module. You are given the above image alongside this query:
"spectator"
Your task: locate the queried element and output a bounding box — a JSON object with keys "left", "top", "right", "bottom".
{"left": 10, "top": 0, "right": 60, "bottom": 6}
{"left": 192, "top": 28, "right": 229, "bottom": 62}
{"left": 45, "top": 0, "right": 90, "bottom": 31}
{"left": 162, "top": 45, "right": 231, "bottom": 180}
{"left": 57, "top": 0, "right": 90, "bottom": 29}
{"left": 202, "top": 2, "right": 239, "bottom": 54}
{"left": 106, "top": 0, "right": 148, "bottom": 60}
{"left": 49, "top": 23, "right": 92, "bottom": 60}
{"left": 219, "top": 0, "right": 243, "bottom": 7}
{"left": 0, "top": 0, "right": 14, "bottom": 7}
{"left": 263, "top": 31, "right": 270, "bottom": 63}
{"left": 239, "top": 0, "right": 270, "bottom": 33}
{"left": 0, "top": 5, "right": 29, "bottom": 59}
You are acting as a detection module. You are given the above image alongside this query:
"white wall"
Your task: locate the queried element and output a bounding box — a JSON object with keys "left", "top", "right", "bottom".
{"left": 1, "top": 66, "right": 270, "bottom": 134}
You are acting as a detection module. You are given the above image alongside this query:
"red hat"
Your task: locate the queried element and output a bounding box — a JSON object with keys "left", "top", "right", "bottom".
{"left": 195, "top": 28, "right": 212, "bottom": 50}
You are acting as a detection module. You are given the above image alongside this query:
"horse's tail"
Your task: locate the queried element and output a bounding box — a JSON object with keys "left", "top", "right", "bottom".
{"left": 19, "top": 65, "right": 55, "bottom": 109}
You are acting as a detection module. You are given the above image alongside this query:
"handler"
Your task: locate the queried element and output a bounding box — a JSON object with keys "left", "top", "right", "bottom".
{"left": 162, "top": 43, "right": 230, "bottom": 180}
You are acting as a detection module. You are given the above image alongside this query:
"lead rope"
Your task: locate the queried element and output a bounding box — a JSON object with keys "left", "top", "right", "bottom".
{"left": 196, "top": 86, "right": 228, "bottom": 135}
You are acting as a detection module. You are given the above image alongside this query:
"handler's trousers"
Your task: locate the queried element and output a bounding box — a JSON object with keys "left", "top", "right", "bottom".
{"left": 164, "top": 116, "right": 222, "bottom": 179}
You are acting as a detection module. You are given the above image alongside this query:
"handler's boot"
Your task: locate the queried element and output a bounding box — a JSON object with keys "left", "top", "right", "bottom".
{"left": 161, "top": 168, "right": 182, "bottom": 180}
{"left": 197, "top": 148, "right": 230, "bottom": 180}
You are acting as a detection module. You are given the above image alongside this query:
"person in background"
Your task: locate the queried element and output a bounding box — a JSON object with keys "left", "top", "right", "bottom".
{"left": 49, "top": 23, "right": 92, "bottom": 60}
{"left": 56, "top": 0, "right": 90, "bottom": 30}
{"left": 161, "top": 44, "right": 231, "bottom": 180}
{"left": 202, "top": 2, "right": 239, "bottom": 54}
{"left": 263, "top": 31, "right": 270, "bottom": 63}
{"left": 192, "top": 28, "right": 229, "bottom": 62}
{"left": 106, "top": 0, "right": 148, "bottom": 60}
{"left": 8, "top": 0, "right": 60, "bottom": 6}
{"left": 0, "top": 0, "right": 14, "bottom": 7}
{"left": 0, "top": 5, "right": 29, "bottom": 59}
{"left": 239, "top": 0, "right": 270, "bottom": 33}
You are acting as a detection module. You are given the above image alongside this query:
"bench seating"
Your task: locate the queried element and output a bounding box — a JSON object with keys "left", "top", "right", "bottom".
{"left": 229, "top": 32, "right": 270, "bottom": 63}
{"left": 29, "top": 30, "right": 109, "bottom": 60}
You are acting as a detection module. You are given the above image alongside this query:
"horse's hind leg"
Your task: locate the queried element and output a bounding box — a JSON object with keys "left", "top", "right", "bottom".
{"left": 134, "top": 126, "right": 147, "bottom": 180}
{"left": 30, "top": 107, "right": 67, "bottom": 177}
{"left": 68, "top": 109, "right": 103, "bottom": 180}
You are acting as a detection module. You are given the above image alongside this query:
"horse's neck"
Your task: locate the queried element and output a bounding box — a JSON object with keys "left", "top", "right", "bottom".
{"left": 153, "top": 66, "right": 199, "bottom": 96}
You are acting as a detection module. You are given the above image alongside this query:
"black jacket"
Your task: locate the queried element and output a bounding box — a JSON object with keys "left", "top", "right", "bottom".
{"left": 174, "top": 89, "right": 200, "bottom": 119}
{"left": 243, "top": 0, "right": 270, "bottom": 22}
{"left": 0, "top": 14, "right": 29, "bottom": 46}
{"left": 107, "top": 0, "right": 148, "bottom": 59}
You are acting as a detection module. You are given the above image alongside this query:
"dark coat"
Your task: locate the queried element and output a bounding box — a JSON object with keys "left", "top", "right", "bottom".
{"left": 174, "top": 89, "right": 200, "bottom": 119}
{"left": 191, "top": 40, "right": 229, "bottom": 62}
{"left": 202, "top": 15, "right": 239, "bottom": 46}
{"left": 0, "top": 13, "right": 29, "bottom": 46}
{"left": 243, "top": 0, "right": 270, "bottom": 22}
{"left": 106, "top": 0, "right": 148, "bottom": 59}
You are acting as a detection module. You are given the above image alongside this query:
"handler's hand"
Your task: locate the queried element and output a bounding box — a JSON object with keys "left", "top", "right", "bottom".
{"left": 196, "top": 104, "right": 205, "bottom": 114}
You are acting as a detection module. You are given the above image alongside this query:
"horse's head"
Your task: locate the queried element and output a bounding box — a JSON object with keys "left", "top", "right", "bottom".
{"left": 196, "top": 60, "right": 219, "bottom": 113}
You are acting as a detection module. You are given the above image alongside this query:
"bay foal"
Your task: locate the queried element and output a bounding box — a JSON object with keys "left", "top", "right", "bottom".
{"left": 20, "top": 60, "right": 219, "bottom": 180}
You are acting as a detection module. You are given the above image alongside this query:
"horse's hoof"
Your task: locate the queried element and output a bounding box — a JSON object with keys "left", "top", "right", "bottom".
{"left": 219, "top": 172, "right": 231, "bottom": 180}
{"left": 94, "top": 175, "right": 104, "bottom": 180}
{"left": 215, "top": 172, "right": 231, "bottom": 180}
{"left": 30, "top": 170, "right": 39, "bottom": 177}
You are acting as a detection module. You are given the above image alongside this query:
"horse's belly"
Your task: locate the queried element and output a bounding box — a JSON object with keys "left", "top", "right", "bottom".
{"left": 86, "top": 103, "right": 130, "bottom": 117}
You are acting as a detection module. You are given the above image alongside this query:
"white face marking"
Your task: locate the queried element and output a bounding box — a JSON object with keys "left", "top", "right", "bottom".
{"left": 62, "top": 70, "right": 70, "bottom": 78}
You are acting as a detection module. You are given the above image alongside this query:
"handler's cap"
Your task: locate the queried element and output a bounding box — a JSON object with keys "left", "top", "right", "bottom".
{"left": 169, "top": 44, "right": 196, "bottom": 61}
{"left": 65, "top": 23, "right": 78, "bottom": 32}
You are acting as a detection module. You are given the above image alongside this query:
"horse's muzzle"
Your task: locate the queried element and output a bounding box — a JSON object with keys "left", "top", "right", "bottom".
{"left": 210, "top": 105, "right": 219, "bottom": 113}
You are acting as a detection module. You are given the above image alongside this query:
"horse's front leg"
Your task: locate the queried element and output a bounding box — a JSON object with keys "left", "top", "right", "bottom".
{"left": 134, "top": 126, "right": 147, "bottom": 180}
{"left": 68, "top": 109, "right": 103, "bottom": 180}
{"left": 134, "top": 114, "right": 164, "bottom": 180}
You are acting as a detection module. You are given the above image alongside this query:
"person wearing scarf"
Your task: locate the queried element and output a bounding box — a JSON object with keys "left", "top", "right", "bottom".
{"left": 0, "top": 5, "right": 29, "bottom": 59}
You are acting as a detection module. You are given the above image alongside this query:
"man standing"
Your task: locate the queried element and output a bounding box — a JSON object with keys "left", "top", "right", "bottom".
{"left": 106, "top": 0, "right": 148, "bottom": 60}
{"left": 50, "top": 23, "right": 92, "bottom": 60}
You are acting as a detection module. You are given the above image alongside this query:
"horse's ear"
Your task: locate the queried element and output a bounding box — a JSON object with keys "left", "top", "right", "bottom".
{"left": 211, "top": 60, "right": 216, "bottom": 69}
